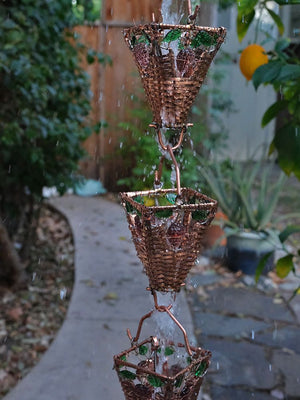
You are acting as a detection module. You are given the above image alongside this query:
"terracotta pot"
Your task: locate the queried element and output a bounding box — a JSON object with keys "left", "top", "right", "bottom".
{"left": 202, "top": 211, "right": 228, "bottom": 248}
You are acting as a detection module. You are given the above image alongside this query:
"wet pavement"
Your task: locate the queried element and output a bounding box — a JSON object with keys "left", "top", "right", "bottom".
{"left": 3, "top": 195, "right": 196, "bottom": 400}
{"left": 186, "top": 261, "right": 300, "bottom": 400}
{"left": 3, "top": 195, "right": 300, "bottom": 400}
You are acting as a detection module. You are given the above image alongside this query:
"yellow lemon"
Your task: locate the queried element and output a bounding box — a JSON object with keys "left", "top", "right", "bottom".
{"left": 239, "top": 44, "right": 268, "bottom": 81}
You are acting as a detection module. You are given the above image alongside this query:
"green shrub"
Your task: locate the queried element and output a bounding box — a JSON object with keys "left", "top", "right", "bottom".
{"left": 0, "top": 0, "right": 107, "bottom": 240}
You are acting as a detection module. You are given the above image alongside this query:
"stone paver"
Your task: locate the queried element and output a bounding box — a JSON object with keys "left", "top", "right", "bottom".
{"left": 255, "top": 325, "right": 300, "bottom": 355}
{"left": 210, "top": 386, "right": 274, "bottom": 400}
{"left": 194, "top": 312, "right": 271, "bottom": 339}
{"left": 272, "top": 350, "right": 300, "bottom": 398}
{"left": 197, "top": 338, "right": 279, "bottom": 389}
{"left": 193, "top": 287, "right": 296, "bottom": 323}
{"left": 188, "top": 270, "right": 300, "bottom": 399}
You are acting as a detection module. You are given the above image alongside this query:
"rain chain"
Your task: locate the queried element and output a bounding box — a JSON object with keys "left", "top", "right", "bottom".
{"left": 113, "top": 4, "right": 226, "bottom": 399}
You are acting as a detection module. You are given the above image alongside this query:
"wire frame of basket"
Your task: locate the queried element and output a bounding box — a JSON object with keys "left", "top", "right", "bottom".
{"left": 120, "top": 187, "right": 218, "bottom": 292}
{"left": 114, "top": 336, "right": 211, "bottom": 400}
{"left": 124, "top": 24, "right": 226, "bottom": 128}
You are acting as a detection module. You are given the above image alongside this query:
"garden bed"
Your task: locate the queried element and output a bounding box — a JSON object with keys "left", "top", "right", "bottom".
{"left": 0, "top": 205, "right": 74, "bottom": 398}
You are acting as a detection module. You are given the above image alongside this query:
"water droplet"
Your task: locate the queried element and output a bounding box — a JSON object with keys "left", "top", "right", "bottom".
{"left": 60, "top": 287, "right": 67, "bottom": 300}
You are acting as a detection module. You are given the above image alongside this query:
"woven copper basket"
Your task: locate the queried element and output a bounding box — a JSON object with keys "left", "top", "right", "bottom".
{"left": 120, "top": 187, "right": 218, "bottom": 292}
{"left": 114, "top": 309, "right": 211, "bottom": 400}
{"left": 124, "top": 24, "right": 226, "bottom": 128}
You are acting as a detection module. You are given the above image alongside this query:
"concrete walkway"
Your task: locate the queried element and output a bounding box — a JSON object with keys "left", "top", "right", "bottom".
{"left": 4, "top": 195, "right": 196, "bottom": 400}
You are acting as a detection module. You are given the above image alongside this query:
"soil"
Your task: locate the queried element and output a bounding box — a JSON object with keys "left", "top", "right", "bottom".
{"left": 0, "top": 204, "right": 75, "bottom": 398}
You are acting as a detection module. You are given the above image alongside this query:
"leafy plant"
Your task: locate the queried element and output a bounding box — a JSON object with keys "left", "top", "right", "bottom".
{"left": 235, "top": 0, "right": 300, "bottom": 180}
{"left": 253, "top": 39, "right": 300, "bottom": 179}
{"left": 200, "top": 160, "right": 288, "bottom": 231}
{"left": 72, "top": 0, "right": 102, "bottom": 23}
{"left": 234, "top": 0, "right": 300, "bottom": 290}
{"left": 0, "top": 0, "right": 109, "bottom": 281}
{"left": 116, "top": 96, "right": 172, "bottom": 191}
{"left": 255, "top": 225, "right": 300, "bottom": 296}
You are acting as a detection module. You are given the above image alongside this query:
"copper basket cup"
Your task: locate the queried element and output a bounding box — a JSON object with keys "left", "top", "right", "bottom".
{"left": 114, "top": 308, "right": 211, "bottom": 400}
{"left": 120, "top": 188, "right": 218, "bottom": 292}
{"left": 124, "top": 24, "right": 226, "bottom": 128}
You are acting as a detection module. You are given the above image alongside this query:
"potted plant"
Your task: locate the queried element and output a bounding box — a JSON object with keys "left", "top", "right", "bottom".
{"left": 200, "top": 160, "right": 292, "bottom": 275}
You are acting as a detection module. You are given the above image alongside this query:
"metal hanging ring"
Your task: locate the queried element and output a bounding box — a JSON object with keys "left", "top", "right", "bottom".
{"left": 156, "top": 126, "right": 185, "bottom": 152}
{"left": 126, "top": 291, "right": 193, "bottom": 356}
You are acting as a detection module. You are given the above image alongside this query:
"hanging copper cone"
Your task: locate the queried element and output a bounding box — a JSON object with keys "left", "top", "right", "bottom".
{"left": 124, "top": 24, "right": 226, "bottom": 128}
{"left": 120, "top": 188, "right": 218, "bottom": 292}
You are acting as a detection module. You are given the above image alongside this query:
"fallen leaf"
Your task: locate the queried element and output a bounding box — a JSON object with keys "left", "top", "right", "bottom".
{"left": 6, "top": 307, "right": 23, "bottom": 322}
{"left": 103, "top": 292, "right": 118, "bottom": 301}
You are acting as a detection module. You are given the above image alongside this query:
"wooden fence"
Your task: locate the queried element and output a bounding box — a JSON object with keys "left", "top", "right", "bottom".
{"left": 76, "top": 0, "right": 162, "bottom": 191}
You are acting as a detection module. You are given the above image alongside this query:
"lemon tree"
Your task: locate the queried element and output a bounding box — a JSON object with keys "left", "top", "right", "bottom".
{"left": 235, "top": 0, "right": 300, "bottom": 291}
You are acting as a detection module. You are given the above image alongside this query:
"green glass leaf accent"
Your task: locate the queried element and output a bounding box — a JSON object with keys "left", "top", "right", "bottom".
{"left": 191, "top": 31, "right": 217, "bottom": 48}
{"left": 186, "top": 356, "right": 192, "bottom": 364}
{"left": 134, "top": 195, "right": 143, "bottom": 204}
{"left": 175, "top": 376, "right": 183, "bottom": 388}
{"left": 178, "top": 40, "right": 185, "bottom": 50}
{"left": 119, "top": 370, "right": 137, "bottom": 380}
{"left": 155, "top": 209, "right": 173, "bottom": 218}
{"left": 139, "top": 345, "right": 148, "bottom": 355}
{"left": 163, "top": 29, "right": 182, "bottom": 43}
{"left": 137, "top": 33, "right": 150, "bottom": 44}
{"left": 276, "top": 254, "right": 294, "bottom": 278}
{"left": 192, "top": 210, "right": 208, "bottom": 221}
{"left": 147, "top": 375, "right": 163, "bottom": 387}
{"left": 125, "top": 201, "right": 141, "bottom": 216}
{"left": 189, "top": 196, "right": 196, "bottom": 205}
{"left": 125, "top": 201, "right": 134, "bottom": 213}
{"left": 158, "top": 196, "right": 171, "bottom": 206}
{"left": 166, "top": 193, "right": 177, "bottom": 204}
{"left": 120, "top": 355, "right": 127, "bottom": 361}
{"left": 131, "top": 35, "right": 137, "bottom": 47}
{"left": 164, "top": 346, "right": 175, "bottom": 356}
{"left": 195, "top": 361, "right": 207, "bottom": 377}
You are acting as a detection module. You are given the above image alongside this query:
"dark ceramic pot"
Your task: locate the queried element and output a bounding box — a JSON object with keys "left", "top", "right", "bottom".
{"left": 226, "top": 231, "right": 275, "bottom": 275}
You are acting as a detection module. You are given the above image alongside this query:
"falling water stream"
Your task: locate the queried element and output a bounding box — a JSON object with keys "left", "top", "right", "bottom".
{"left": 161, "top": 0, "right": 186, "bottom": 25}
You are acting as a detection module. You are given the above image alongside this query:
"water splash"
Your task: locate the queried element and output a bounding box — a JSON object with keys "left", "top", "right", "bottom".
{"left": 161, "top": 0, "right": 184, "bottom": 25}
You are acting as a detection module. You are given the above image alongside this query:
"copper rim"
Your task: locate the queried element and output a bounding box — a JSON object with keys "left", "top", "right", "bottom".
{"left": 124, "top": 24, "right": 226, "bottom": 128}
{"left": 120, "top": 188, "right": 218, "bottom": 292}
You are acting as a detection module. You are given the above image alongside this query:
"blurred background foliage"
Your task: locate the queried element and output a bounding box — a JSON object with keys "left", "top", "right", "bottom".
{"left": 0, "top": 0, "right": 108, "bottom": 273}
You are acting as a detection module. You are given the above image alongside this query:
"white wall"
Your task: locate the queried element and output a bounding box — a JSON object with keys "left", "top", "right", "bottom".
{"left": 212, "top": 6, "right": 277, "bottom": 160}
